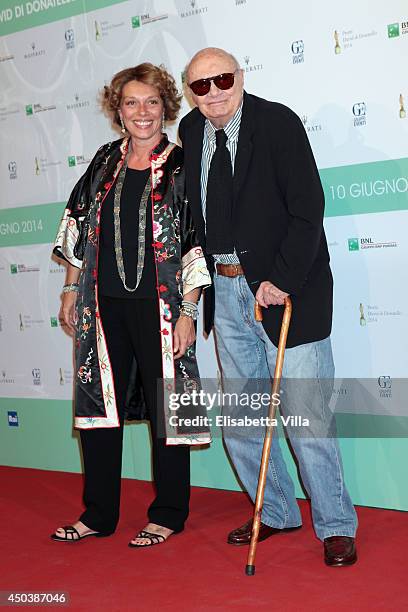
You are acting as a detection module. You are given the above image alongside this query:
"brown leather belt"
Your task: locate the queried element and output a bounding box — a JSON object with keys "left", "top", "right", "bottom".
{"left": 216, "top": 263, "right": 244, "bottom": 277}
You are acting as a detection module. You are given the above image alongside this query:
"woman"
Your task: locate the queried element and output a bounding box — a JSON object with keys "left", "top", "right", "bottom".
{"left": 51, "top": 63, "right": 211, "bottom": 547}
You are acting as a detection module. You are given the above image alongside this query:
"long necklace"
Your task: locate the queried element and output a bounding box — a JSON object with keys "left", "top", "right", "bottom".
{"left": 113, "top": 151, "right": 151, "bottom": 292}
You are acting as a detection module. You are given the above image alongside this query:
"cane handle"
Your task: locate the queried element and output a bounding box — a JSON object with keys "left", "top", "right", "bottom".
{"left": 254, "top": 301, "right": 263, "bottom": 322}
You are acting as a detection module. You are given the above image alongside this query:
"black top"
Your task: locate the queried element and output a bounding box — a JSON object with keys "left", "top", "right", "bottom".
{"left": 98, "top": 167, "right": 156, "bottom": 299}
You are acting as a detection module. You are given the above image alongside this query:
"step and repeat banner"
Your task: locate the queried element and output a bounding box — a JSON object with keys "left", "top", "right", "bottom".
{"left": 1, "top": 0, "right": 407, "bottom": 504}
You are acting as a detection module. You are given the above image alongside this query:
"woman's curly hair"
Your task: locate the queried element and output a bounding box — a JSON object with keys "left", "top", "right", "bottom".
{"left": 102, "top": 63, "right": 182, "bottom": 127}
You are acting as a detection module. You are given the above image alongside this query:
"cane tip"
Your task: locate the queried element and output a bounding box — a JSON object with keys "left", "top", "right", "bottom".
{"left": 245, "top": 564, "right": 255, "bottom": 576}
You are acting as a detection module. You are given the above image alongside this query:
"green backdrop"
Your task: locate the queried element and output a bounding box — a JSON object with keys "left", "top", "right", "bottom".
{"left": 1, "top": 398, "right": 407, "bottom": 511}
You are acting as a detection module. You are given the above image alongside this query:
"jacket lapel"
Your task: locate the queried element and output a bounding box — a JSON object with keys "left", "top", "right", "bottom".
{"left": 233, "top": 92, "right": 254, "bottom": 202}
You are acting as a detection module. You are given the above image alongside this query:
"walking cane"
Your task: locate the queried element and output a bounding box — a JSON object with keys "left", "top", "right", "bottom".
{"left": 246, "top": 296, "right": 292, "bottom": 576}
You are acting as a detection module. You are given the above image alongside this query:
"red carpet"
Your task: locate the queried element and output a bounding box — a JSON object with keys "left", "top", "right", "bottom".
{"left": 1, "top": 466, "right": 406, "bottom": 611}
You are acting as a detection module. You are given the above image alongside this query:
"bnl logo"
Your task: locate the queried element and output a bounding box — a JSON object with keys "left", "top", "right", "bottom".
{"left": 8, "top": 411, "right": 19, "bottom": 427}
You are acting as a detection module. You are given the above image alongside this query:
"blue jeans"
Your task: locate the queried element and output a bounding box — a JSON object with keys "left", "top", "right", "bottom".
{"left": 213, "top": 274, "right": 357, "bottom": 540}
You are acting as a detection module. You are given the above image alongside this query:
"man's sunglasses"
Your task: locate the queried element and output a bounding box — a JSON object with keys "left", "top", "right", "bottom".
{"left": 188, "top": 70, "right": 238, "bottom": 96}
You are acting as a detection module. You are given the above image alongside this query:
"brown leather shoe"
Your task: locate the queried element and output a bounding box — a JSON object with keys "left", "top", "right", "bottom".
{"left": 227, "top": 518, "right": 301, "bottom": 546}
{"left": 324, "top": 536, "right": 357, "bottom": 566}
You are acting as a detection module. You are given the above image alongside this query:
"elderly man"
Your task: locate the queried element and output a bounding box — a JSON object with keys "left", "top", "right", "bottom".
{"left": 179, "top": 47, "right": 357, "bottom": 566}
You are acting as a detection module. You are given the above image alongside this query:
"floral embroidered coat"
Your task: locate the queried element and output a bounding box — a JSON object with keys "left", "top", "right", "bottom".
{"left": 54, "top": 136, "right": 211, "bottom": 445}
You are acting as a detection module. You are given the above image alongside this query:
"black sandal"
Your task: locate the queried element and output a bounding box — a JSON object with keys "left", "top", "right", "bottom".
{"left": 128, "top": 530, "right": 167, "bottom": 548}
{"left": 50, "top": 525, "right": 108, "bottom": 542}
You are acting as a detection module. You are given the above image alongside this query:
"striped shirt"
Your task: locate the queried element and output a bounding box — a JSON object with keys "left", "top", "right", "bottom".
{"left": 200, "top": 101, "right": 243, "bottom": 264}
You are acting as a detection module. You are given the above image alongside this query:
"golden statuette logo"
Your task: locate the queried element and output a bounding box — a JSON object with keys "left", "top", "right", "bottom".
{"left": 334, "top": 30, "right": 341, "bottom": 54}
{"left": 399, "top": 94, "right": 406, "bottom": 119}
{"left": 359, "top": 303, "right": 366, "bottom": 327}
{"left": 59, "top": 368, "right": 65, "bottom": 385}
{"left": 95, "top": 21, "right": 101, "bottom": 41}
{"left": 35, "top": 156, "right": 40, "bottom": 175}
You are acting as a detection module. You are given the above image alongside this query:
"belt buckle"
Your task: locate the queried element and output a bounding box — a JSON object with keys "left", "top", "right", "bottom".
{"left": 233, "top": 264, "right": 240, "bottom": 277}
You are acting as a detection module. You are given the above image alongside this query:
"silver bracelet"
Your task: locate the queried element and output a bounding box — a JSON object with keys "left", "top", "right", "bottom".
{"left": 181, "top": 300, "right": 198, "bottom": 311}
{"left": 180, "top": 302, "right": 198, "bottom": 321}
{"left": 62, "top": 283, "right": 79, "bottom": 293}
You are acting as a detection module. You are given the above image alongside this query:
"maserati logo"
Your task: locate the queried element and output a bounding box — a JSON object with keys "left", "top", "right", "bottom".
{"left": 66, "top": 94, "right": 90, "bottom": 111}
{"left": 242, "top": 55, "right": 263, "bottom": 73}
{"left": 300, "top": 114, "right": 322, "bottom": 134}
{"left": 0, "top": 370, "right": 15, "bottom": 384}
{"left": 180, "top": 1, "right": 208, "bottom": 18}
{"left": 24, "top": 41, "right": 45, "bottom": 59}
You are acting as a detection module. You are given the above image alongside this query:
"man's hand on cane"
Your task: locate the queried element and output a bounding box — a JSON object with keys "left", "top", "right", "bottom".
{"left": 256, "top": 281, "right": 289, "bottom": 307}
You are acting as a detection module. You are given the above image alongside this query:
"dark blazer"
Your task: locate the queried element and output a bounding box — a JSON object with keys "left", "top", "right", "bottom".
{"left": 179, "top": 91, "right": 333, "bottom": 348}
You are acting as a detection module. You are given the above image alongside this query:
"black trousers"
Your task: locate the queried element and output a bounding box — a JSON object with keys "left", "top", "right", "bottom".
{"left": 79, "top": 296, "right": 190, "bottom": 534}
